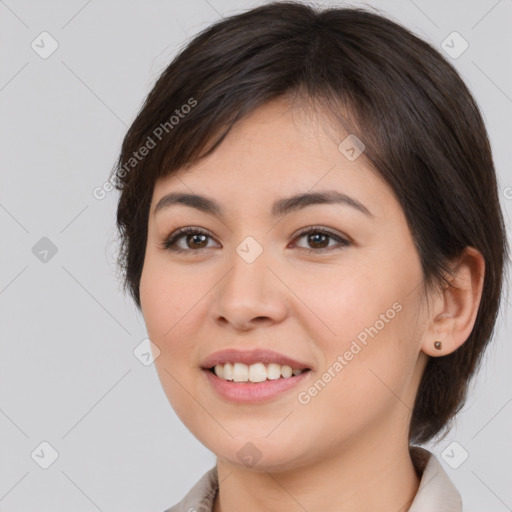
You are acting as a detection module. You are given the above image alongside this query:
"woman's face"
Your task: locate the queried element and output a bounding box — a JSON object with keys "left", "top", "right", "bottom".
{"left": 140, "top": 97, "right": 431, "bottom": 470}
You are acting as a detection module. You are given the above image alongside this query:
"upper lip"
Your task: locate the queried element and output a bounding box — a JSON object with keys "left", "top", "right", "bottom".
{"left": 201, "top": 348, "right": 312, "bottom": 370}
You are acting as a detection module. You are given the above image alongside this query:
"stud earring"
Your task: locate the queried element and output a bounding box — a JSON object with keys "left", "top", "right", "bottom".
{"left": 434, "top": 341, "right": 442, "bottom": 350}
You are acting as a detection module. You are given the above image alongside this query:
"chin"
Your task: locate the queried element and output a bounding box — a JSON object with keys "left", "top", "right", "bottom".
{"left": 207, "top": 435, "right": 312, "bottom": 473}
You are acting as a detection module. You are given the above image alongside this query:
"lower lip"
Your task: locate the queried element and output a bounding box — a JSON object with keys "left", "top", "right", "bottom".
{"left": 202, "top": 368, "right": 311, "bottom": 403}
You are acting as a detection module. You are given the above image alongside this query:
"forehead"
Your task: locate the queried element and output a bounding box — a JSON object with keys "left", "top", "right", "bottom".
{"left": 151, "top": 97, "right": 394, "bottom": 221}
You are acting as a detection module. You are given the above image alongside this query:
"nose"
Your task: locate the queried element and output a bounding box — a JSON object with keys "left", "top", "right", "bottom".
{"left": 211, "top": 245, "right": 289, "bottom": 332}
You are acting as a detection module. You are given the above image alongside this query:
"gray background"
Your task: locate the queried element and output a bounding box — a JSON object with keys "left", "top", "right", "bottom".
{"left": 1, "top": 0, "right": 511, "bottom": 511}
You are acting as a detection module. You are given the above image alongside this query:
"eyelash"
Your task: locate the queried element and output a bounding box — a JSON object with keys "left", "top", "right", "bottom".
{"left": 161, "top": 226, "right": 351, "bottom": 254}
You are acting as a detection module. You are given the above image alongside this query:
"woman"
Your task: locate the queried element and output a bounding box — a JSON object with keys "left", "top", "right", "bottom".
{"left": 110, "top": 2, "right": 509, "bottom": 511}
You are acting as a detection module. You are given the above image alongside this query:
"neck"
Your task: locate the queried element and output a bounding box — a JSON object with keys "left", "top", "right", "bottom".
{"left": 213, "top": 436, "right": 420, "bottom": 512}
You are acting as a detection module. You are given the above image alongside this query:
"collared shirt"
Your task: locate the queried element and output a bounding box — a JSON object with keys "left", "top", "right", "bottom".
{"left": 163, "top": 446, "right": 462, "bottom": 512}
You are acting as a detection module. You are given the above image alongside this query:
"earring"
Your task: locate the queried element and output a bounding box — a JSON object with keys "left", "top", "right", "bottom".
{"left": 434, "top": 340, "right": 442, "bottom": 350}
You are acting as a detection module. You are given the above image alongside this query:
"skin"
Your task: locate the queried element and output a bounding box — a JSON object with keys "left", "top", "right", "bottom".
{"left": 139, "top": 96, "right": 485, "bottom": 512}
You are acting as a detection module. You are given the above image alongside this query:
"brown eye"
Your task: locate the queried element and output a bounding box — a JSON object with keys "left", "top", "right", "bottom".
{"left": 185, "top": 233, "right": 208, "bottom": 249}
{"left": 307, "top": 232, "right": 330, "bottom": 249}
{"left": 162, "top": 228, "right": 218, "bottom": 253}
{"left": 292, "top": 227, "right": 351, "bottom": 252}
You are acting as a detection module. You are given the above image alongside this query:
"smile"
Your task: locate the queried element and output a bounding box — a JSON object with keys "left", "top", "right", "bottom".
{"left": 210, "top": 362, "right": 305, "bottom": 382}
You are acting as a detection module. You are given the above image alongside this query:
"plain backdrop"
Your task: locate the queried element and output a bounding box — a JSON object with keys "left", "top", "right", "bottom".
{"left": 1, "top": 0, "right": 511, "bottom": 511}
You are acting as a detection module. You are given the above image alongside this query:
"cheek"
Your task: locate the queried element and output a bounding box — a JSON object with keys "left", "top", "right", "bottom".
{"left": 139, "top": 255, "right": 212, "bottom": 383}
{"left": 139, "top": 256, "right": 197, "bottom": 342}
{"left": 140, "top": 260, "right": 205, "bottom": 423}
{"left": 296, "top": 262, "right": 386, "bottom": 342}
{"left": 298, "top": 257, "right": 421, "bottom": 414}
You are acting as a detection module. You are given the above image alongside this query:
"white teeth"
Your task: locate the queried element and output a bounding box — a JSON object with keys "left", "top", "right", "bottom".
{"left": 233, "top": 362, "right": 248, "bottom": 382}
{"left": 223, "top": 363, "right": 234, "bottom": 380}
{"left": 281, "top": 365, "right": 293, "bottom": 378}
{"left": 248, "top": 362, "right": 267, "bottom": 383}
{"left": 267, "top": 363, "right": 282, "bottom": 380}
{"left": 214, "top": 364, "right": 224, "bottom": 378}
{"left": 212, "top": 362, "right": 305, "bottom": 382}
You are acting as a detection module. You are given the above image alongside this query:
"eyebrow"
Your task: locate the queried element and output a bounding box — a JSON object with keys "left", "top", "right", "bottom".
{"left": 154, "top": 190, "right": 374, "bottom": 218}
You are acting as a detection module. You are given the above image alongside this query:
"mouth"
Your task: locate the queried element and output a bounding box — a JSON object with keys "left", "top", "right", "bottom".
{"left": 202, "top": 365, "right": 312, "bottom": 403}
{"left": 200, "top": 348, "right": 313, "bottom": 402}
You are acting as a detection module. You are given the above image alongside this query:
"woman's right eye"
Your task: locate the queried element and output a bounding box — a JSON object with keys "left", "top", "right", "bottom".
{"left": 162, "top": 227, "right": 219, "bottom": 253}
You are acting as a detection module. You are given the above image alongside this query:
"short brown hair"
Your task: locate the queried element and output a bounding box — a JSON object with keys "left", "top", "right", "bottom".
{"left": 111, "top": 1, "right": 509, "bottom": 444}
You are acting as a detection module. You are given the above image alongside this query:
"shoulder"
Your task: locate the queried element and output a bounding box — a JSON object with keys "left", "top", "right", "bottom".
{"left": 408, "top": 446, "right": 463, "bottom": 512}
{"left": 162, "top": 465, "right": 219, "bottom": 512}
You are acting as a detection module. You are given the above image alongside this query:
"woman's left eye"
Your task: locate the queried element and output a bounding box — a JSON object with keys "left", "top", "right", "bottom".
{"left": 292, "top": 227, "right": 351, "bottom": 252}
{"left": 161, "top": 226, "right": 351, "bottom": 253}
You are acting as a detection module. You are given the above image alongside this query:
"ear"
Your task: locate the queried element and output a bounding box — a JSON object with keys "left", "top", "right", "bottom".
{"left": 421, "top": 246, "right": 485, "bottom": 357}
